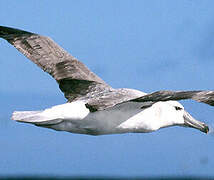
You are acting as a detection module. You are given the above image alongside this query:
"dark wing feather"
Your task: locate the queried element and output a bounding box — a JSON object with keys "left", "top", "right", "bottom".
{"left": 130, "top": 90, "right": 214, "bottom": 106}
{"left": 86, "top": 90, "right": 214, "bottom": 112}
{"left": 0, "top": 26, "right": 110, "bottom": 101}
{"left": 85, "top": 88, "right": 147, "bottom": 111}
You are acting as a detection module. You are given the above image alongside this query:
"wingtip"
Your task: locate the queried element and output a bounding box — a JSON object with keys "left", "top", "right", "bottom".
{"left": 0, "top": 25, "right": 33, "bottom": 38}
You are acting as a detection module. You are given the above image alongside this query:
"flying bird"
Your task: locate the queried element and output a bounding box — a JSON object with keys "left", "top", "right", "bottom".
{"left": 0, "top": 25, "right": 213, "bottom": 135}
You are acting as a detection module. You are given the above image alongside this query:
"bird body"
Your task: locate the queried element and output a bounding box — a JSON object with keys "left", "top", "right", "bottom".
{"left": 11, "top": 96, "right": 207, "bottom": 135}
{"left": 0, "top": 25, "right": 212, "bottom": 135}
{"left": 11, "top": 100, "right": 177, "bottom": 135}
{"left": 12, "top": 89, "right": 148, "bottom": 135}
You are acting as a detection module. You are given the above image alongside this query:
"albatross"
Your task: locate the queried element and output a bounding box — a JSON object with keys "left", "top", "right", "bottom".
{"left": 0, "top": 25, "right": 213, "bottom": 135}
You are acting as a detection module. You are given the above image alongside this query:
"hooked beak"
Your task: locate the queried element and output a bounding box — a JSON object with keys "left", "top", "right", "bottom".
{"left": 183, "top": 111, "right": 209, "bottom": 134}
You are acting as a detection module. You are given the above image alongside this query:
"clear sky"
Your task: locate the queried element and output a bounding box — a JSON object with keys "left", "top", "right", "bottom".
{"left": 1, "top": 0, "right": 214, "bottom": 178}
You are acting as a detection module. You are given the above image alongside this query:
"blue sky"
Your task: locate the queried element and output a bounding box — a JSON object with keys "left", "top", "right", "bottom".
{"left": 1, "top": 0, "right": 214, "bottom": 178}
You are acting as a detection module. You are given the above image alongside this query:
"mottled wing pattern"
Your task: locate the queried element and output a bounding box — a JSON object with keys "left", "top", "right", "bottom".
{"left": 0, "top": 26, "right": 110, "bottom": 101}
{"left": 85, "top": 90, "right": 131, "bottom": 112}
{"left": 85, "top": 88, "right": 147, "bottom": 111}
{"left": 130, "top": 90, "right": 214, "bottom": 106}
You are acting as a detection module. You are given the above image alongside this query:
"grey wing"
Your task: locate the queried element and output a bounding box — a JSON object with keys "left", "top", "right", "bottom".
{"left": 85, "top": 90, "right": 129, "bottom": 112}
{"left": 85, "top": 88, "right": 148, "bottom": 112}
{"left": 129, "top": 90, "right": 214, "bottom": 106}
{"left": 0, "top": 26, "right": 111, "bottom": 101}
{"left": 86, "top": 89, "right": 214, "bottom": 112}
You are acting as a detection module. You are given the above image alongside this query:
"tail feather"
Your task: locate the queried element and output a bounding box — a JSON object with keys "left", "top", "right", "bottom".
{"left": 11, "top": 111, "right": 43, "bottom": 122}
{"left": 11, "top": 111, "right": 63, "bottom": 126}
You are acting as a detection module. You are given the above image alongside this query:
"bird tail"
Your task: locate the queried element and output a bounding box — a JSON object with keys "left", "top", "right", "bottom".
{"left": 11, "top": 110, "right": 63, "bottom": 126}
{"left": 11, "top": 111, "right": 45, "bottom": 122}
{"left": 11, "top": 110, "right": 62, "bottom": 124}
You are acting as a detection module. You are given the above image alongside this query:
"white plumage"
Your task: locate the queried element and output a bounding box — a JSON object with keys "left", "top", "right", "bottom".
{"left": 11, "top": 100, "right": 206, "bottom": 135}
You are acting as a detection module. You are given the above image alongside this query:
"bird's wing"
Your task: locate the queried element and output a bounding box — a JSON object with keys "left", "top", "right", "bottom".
{"left": 88, "top": 90, "right": 214, "bottom": 112}
{"left": 86, "top": 89, "right": 214, "bottom": 112}
{"left": 0, "top": 26, "right": 111, "bottom": 101}
{"left": 129, "top": 90, "right": 214, "bottom": 106}
{"left": 85, "top": 89, "right": 148, "bottom": 112}
{"left": 85, "top": 90, "right": 132, "bottom": 112}
{"left": 86, "top": 99, "right": 153, "bottom": 112}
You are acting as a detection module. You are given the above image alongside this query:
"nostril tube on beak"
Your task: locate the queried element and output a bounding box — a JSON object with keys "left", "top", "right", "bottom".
{"left": 183, "top": 111, "right": 209, "bottom": 134}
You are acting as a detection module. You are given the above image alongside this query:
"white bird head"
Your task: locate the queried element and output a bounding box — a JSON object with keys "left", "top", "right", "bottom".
{"left": 153, "top": 101, "right": 209, "bottom": 133}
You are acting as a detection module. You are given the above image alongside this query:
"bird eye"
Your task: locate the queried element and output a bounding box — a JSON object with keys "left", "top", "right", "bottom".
{"left": 175, "top": 106, "right": 182, "bottom": 110}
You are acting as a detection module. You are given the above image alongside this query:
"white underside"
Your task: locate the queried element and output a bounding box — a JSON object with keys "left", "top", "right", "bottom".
{"left": 12, "top": 99, "right": 168, "bottom": 135}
